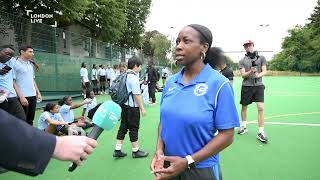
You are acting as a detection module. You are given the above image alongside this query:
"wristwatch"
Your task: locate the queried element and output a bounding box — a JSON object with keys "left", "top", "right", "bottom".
{"left": 185, "top": 155, "right": 196, "bottom": 169}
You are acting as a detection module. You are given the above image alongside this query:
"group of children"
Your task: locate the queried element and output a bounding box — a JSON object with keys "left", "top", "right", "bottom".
{"left": 37, "top": 90, "right": 97, "bottom": 135}
{"left": 93, "top": 63, "right": 127, "bottom": 95}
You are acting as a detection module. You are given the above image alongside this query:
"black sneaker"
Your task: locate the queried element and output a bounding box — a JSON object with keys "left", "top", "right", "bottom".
{"left": 257, "top": 132, "right": 268, "bottom": 143}
{"left": 132, "top": 150, "right": 149, "bottom": 158}
{"left": 237, "top": 126, "right": 248, "bottom": 135}
{"left": 113, "top": 150, "right": 127, "bottom": 158}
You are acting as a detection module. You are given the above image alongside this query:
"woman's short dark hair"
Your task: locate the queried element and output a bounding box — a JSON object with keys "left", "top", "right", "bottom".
{"left": 81, "top": 62, "right": 86, "bottom": 68}
{"left": 0, "top": 45, "right": 15, "bottom": 51}
{"left": 58, "top": 96, "right": 70, "bottom": 106}
{"left": 207, "top": 47, "right": 225, "bottom": 68}
{"left": 127, "top": 56, "right": 142, "bottom": 69}
{"left": 85, "top": 90, "right": 92, "bottom": 98}
{"left": 92, "top": 64, "right": 96, "bottom": 68}
{"left": 44, "top": 103, "right": 58, "bottom": 112}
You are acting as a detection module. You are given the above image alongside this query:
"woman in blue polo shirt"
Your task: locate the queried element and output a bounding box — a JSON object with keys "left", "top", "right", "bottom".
{"left": 151, "top": 24, "right": 240, "bottom": 180}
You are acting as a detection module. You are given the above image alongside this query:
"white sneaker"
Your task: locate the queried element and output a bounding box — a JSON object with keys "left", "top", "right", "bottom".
{"left": 237, "top": 126, "right": 248, "bottom": 135}
{"left": 257, "top": 132, "right": 268, "bottom": 143}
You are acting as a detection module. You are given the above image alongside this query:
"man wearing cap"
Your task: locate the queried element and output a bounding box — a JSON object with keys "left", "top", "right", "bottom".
{"left": 238, "top": 40, "right": 268, "bottom": 143}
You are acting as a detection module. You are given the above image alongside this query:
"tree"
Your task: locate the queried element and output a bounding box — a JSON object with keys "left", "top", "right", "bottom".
{"left": 270, "top": 1, "right": 320, "bottom": 73}
{"left": 117, "top": 0, "right": 152, "bottom": 49}
{"left": 81, "top": 0, "right": 127, "bottom": 42}
{"left": 308, "top": 0, "right": 320, "bottom": 33}
{"left": 142, "top": 30, "right": 160, "bottom": 58}
{"left": 142, "top": 31, "right": 171, "bottom": 65}
{"left": 150, "top": 33, "right": 171, "bottom": 65}
{"left": 0, "top": 0, "right": 90, "bottom": 26}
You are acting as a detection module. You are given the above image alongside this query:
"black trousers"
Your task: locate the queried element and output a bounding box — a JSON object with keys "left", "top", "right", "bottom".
{"left": 148, "top": 82, "right": 157, "bottom": 103}
{"left": 0, "top": 97, "right": 26, "bottom": 121}
{"left": 116, "top": 105, "right": 140, "bottom": 142}
{"left": 164, "top": 161, "right": 223, "bottom": 180}
{"left": 91, "top": 80, "right": 99, "bottom": 94}
{"left": 19, "top": 96, "right": 37, "bottom": 125}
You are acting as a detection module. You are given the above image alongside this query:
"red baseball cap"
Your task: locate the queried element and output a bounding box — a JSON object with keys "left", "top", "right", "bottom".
{"left": 243, "top": 40, "right": 254, "bottom": 46}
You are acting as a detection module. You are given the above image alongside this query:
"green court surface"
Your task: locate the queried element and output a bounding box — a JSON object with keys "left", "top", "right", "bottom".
{"left": 1, "top": 76, "right": 320, "bottom": 180}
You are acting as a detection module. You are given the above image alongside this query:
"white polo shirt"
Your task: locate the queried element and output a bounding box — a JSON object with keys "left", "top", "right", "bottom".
{"left": 91, "top": 69, "right": 98, "bottom": 81}
{"left": 80, "top": 68, "right": 89, "bottom": 83}
{"left": 98, "top": 68, "right": 106, "bottom": 76}
{"left": 83, "top": 97, "right": 97, "bottom": 116}
{"left": 13, "top": 58, "right": 36, "bottom": 97}
{"left": 106, "top": 68, "right": 113, "bottom": 79}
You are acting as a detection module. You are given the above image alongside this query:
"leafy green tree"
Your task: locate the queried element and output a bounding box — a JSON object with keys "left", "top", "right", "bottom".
{"left": 117, "top": 0, "right": 151, "bottom": 49}
{"left": 270, "top": 1, "right": 320, "bottom": 73}
{"left": 150, "top": 33, "right": 171, "bottom": 65}
{"left": 81, "top": 0, "right": 127, "bottom": 42}
{"left": 0, "top": 0, "right": 90, "bottom": 25}
{"left": 142, "top": 30, "right": 159, "bottom": 58}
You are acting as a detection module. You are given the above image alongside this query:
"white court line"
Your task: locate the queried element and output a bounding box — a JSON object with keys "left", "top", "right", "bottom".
{"left": 247, "top": 112, "right": 320, "bottom": 127}
{"left": 264, "top": 112, "right": 320, "bottom": 120}
{"left": 268, "top": 95, "right": 320, "bottom": 97}
{"left": 266, "top": 91, "right": 320, "bottom": 96}
{"left": 250, "top": 121, "right": 320, "bottom": 127}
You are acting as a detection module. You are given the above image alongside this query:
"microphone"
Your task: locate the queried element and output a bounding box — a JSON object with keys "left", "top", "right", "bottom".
{"left": 68, "top": 101, "right": 121, "bottom": 172}
{"left": 251, "top": 60, "right": 257, "bottom": 84}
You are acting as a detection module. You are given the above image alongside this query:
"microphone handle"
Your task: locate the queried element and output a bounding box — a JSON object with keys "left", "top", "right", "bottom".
{"left": 68, "top": 126, "right": 104, "bottom": 172}
{"left": 87, "top": 125, "right": 104, "bottom": 140}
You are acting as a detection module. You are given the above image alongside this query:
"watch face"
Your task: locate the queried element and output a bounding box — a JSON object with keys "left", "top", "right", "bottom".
{"left": 189, "top": 162, "right": 196, "bottom": 169}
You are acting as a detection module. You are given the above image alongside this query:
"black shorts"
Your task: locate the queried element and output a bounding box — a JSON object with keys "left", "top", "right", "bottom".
{"left": 91, "top": 80, "right": 98, "bottom": 86}
{"left": 240, "top": 85, "right": 265, "bottom": 105}
{"left": 99, "top": 76, "right": 106, "bottom": 82}
{"left": 116, "top": 105, "right": 140, "bottom": 142}
{"left": 164, "top": 161, "right": 222, "bottom": 180}
{"left": 81, "top": 82, "right": 90, "bottom": 89}
{"left": 162, "top": 76, "right": 167, "bottom": 79}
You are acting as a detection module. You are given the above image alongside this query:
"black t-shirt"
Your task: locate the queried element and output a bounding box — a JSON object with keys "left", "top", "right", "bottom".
{"left": 220, "top": 66, "right": 234, "bottom": 81}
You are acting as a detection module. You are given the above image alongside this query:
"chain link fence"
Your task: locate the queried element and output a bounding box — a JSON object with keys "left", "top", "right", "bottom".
{"left": 0, "top": 11, "right": 150, "bottom": 97}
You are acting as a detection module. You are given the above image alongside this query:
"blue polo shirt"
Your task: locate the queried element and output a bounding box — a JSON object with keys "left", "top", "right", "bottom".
{"left": 0, "top": 58, "right": 17, "bottom": 98}
{"left": 38, "top": 112, "right": 64, "bottom": 130}
{"left": 13, "top": 58, "right": 36, "bottom": 97}
{"left": 160, "top": 64, "right": 240, "bottom": 168}
{"left": 59, "top": 104, "right": 75, "bottom": 123}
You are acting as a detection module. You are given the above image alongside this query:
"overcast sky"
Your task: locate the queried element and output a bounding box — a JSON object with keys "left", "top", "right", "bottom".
{"left": 145, "top": 0, "right": 318, "bottom": 61}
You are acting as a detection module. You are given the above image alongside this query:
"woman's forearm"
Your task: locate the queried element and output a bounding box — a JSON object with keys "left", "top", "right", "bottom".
{"left": 192, "top": 128, "right": 234, "bottom": 163}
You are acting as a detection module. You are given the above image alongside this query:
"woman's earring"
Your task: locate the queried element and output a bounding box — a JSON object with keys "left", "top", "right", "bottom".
{"left": 200, "top": 52, "right": 206, "bottom": 60}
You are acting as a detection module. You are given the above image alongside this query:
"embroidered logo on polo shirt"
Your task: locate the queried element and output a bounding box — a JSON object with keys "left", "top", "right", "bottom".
{"left": 194, "top": 83, "right": 208, "bottom": 96}
{"left": 168, "top": 86, "right": 176, "bottom": 92}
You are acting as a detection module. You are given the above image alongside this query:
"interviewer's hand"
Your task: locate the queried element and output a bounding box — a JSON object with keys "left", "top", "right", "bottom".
{"left": 53, "top": 136, "right": 97, "bottom": 165}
